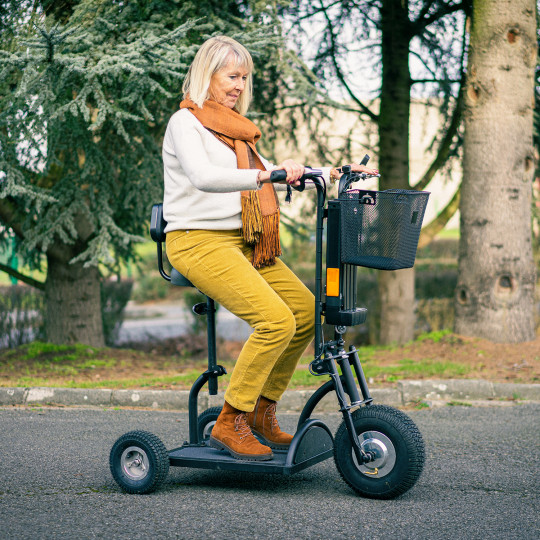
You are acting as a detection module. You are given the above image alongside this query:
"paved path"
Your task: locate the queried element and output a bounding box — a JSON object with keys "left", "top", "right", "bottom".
{"left": 1, "top": 405, "right": 538, "bottom": 539}
{"left": 118, "top": 302, "right": 252, "bottom": 344}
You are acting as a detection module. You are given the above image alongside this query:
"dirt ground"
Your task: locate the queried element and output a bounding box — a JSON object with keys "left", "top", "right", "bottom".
{"left": 1, "top": 332, "right": 538, "bottom": 388}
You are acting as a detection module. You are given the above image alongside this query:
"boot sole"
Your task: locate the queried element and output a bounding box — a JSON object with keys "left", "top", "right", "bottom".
{"left": 251, "top": 430, "right": 291, "bottom": 450}
{"left": 209, "top": 436, "right": 273, "bottom": 461}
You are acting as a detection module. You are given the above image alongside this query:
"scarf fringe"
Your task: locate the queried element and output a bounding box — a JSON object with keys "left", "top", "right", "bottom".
{"left": 251, "top": 210, "right": 282, "bottom": 268}
{"left": 241, "top": 191, "right": 263, "bottom": 244}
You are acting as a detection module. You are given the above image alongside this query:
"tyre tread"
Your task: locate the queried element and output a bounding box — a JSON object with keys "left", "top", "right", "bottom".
{"left": 109, "top": 430, "right": 169, "bottom": 494}
{"left": 334, "top": 404, "right": 425, "bottom": 499}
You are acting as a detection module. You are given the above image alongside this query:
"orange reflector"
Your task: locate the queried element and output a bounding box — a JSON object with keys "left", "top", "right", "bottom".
{"left": 326, "top": 268, "right": 340, "bottom": 296}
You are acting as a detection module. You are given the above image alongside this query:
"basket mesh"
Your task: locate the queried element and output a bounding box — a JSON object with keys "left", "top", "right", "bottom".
{"left": 339, "top": 189, "right": 430, "bottom": 270}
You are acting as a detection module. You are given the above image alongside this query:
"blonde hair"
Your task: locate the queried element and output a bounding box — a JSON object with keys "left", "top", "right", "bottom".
{"left": 182, "top": 36, "right": 254, "bottom": 115}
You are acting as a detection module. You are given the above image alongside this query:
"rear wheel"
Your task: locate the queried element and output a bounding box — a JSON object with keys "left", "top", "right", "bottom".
{"left": 197, "top": 406, "right": 222, "bottom": 443}
{"left": 334, "top": 405, "right": 425, "bottom": 499}
{"left": 109, "top": 430, "right": 169, "bottom": 494}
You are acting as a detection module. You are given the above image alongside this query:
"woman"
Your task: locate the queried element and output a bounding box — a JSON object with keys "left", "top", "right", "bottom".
{"left": 163, "top": 36, "right": 377, "bottom": 461}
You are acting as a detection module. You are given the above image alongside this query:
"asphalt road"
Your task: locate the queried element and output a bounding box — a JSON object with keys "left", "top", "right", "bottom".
{"left": 1, "top": 404, "right": 539, "bottom": 539}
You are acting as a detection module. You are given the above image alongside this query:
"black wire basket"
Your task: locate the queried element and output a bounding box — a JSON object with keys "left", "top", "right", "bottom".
{"left": 339, "top": 189, "right": 430, "bottom": 270}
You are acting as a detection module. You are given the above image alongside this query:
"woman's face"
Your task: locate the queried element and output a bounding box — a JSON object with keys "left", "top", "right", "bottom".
{"left": 209, "top": 57, "right": 249, "bottom": 109}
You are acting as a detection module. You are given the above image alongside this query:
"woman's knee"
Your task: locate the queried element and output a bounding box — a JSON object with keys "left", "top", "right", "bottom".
{"left": 255, "top": 304, "right": 296, "bottom": 344}
{"left": 294, "top": 292, "right": 315, "bottom": 336}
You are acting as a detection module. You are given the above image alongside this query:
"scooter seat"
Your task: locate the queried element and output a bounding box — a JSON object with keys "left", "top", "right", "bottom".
{"left": 170, "top": 268, "right": 194, "bottom": 288}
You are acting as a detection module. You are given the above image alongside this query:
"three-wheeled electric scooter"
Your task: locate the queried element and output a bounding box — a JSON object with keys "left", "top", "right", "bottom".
{"left": 109, "top": 158, "right": 430, "bottom": 499}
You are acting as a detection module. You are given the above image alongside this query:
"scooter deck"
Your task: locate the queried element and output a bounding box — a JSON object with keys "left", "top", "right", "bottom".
{"left": 168, "top": 420, "right": 334, "bottom": 475}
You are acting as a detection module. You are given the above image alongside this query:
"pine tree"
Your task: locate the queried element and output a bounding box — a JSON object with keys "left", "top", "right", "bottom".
{"left": 0, "top": 0, "right": 287, "bottom": 345}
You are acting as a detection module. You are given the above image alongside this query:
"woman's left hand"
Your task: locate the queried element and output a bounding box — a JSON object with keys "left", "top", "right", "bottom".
{"left": 330, "top": 163, "right": 379, "bottom": 182}
{"left": 350, "top": 163, "right": 379, "bottom": 175}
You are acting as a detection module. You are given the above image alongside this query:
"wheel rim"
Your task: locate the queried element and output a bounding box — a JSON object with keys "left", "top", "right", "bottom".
{"left": 202, "top": 420, "right": 217, "bottom": 441}
{"left": 352, "top": 430, "right": 396, "bottom": 479}
{"left": 121, "top": 446, "right": 150, "bottom": 481}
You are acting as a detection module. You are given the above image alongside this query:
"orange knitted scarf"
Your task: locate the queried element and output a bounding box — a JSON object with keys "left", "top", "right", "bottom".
{"left": 180, "top": 98, "right": 281, "bottom": 268}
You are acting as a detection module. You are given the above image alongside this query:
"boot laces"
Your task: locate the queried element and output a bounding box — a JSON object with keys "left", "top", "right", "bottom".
{"left": 234, "top": 412, "right": 253, "bottom": 441}
{"left": 264, "top": 402, "right": 280, "bottom": 432}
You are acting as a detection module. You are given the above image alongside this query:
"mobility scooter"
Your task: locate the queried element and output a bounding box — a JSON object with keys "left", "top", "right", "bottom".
{"left": 109, "top": 158, "right": 430, "bottom": 499}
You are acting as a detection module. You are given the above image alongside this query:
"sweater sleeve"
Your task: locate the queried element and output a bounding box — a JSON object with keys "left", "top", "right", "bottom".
{"left": 164, "top": 111, "right": 260, "bottom": 193}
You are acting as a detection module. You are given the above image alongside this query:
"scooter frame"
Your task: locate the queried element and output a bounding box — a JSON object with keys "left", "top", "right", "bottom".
{"left": 109, "top": 168, "right": 426, "bottom": 498}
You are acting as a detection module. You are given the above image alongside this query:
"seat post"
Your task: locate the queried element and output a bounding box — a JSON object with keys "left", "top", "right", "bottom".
{"left": 206, "top": 297, "right": 218, "bottom": 395}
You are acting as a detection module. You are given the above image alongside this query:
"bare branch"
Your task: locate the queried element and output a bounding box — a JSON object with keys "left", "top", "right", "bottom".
{"left": 417, "top": 186, "right": 460, "bottom": 248}
{"left": 319, "top": 2, "right": 378, "bottom": 122}
{"left": 414, "top": 87, "right": 463, "bottom": 191}
{"left": 0, "top": 263, "right": 45, "bottom": 290}
{"left": 412, "top": 1, "right": 469, "bottom": 36}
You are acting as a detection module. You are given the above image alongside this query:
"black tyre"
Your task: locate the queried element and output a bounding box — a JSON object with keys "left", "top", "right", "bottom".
{"left": 334, "top": 405, "right": 425, "bottom": 499}
{"left": 109, "top": 430, "right": 169, "bottom": 494}
{"left": 197, "top": 406, "right": 222, "bottom": 443}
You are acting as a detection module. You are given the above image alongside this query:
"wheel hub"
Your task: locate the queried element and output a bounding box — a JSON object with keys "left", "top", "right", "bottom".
{"left": 353, "top": 431, "right": 396, "bottom": 478}
{"left": 121, "top": 446, "right": 149, "bottom": 480}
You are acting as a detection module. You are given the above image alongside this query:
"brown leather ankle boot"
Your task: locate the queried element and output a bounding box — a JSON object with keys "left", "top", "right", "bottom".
{"left": 246, "top": 396, "right": 293, "bottom": 450}
{"left": 209, "top": 401, "right": 273, "bottom": 461}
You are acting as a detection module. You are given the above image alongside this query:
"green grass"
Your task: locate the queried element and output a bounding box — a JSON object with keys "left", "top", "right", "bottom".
{"left": 0, "top": 334, "right": 474, "bottom": 389}
{"left": 436, "top": 228, "right": 459, "bottom": 239}
{"left": 359, "top": 357, "right": 470, "bottom": 383}
{"left": 415, "top": 329, "right": 452, "bottom": 343}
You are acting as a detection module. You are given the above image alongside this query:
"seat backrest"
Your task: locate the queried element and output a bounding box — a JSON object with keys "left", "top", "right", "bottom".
{"left": 150, "top": 203, "right": 166, "bottom": 243}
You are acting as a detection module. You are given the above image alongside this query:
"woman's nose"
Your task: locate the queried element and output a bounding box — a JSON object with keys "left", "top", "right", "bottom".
{"left": 236, "top": 79, "right": 245, "bottom": 91}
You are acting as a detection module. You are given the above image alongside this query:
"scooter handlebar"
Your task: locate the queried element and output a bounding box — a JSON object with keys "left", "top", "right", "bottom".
{"left": 269, "top": 167, "right": 323, "bottom": 183}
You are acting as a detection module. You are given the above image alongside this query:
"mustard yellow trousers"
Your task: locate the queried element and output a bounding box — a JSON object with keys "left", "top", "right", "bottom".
{"left": 166, "top": 229, "right": 315, "bottom": 412}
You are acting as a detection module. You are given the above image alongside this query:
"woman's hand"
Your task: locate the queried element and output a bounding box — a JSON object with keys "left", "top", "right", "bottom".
{"left": 330, "top": 163, "right": 379, "bottom": 182}
{"left": 258, "top": 159, "right": 305, "bottom": 186}
{"left": 350, "top": 163, "right": 379, "bottom": 175}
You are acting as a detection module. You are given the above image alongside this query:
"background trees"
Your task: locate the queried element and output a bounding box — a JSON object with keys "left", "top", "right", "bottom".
{"left": 1, "top": 0, "right": 537, "bottom": 348}
{"left": 455, "top": 0, "right": 537, "bottom": 341}
{"left": 285, "top": 0, "right": 470, "bottom": 344}
{"left": 0, "top": 0, "right": 288, "bottom": 346}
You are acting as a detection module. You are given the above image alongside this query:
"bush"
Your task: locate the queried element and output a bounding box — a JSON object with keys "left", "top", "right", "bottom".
{"left": 0, "top": 280, "right": 133, "bottom": 349}
{"left": 183, "top": 289, "right": 220, "bottom": 335}
{"left": 0, "top": 285, "right": 45, "bottom": 348}
{"left": 101, "top": 280, "right": 134, "bottom": 346}
{"left": 131, "top": 274, "right": 169, "bottom": 303}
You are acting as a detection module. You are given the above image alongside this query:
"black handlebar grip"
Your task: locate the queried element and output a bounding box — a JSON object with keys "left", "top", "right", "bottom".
{"left": 270, "top": 170, "right": 287, "bottom": 182}
{"left": 360, "top": 154, "right": 370, "bottom": 166}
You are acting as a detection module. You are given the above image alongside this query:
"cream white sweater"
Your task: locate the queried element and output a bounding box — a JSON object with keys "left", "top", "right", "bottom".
{"left": 162, "top": 108, "right": 330, "bottom": 232}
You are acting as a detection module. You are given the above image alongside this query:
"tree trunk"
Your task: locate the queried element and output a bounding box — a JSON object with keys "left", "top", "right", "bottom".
{"left": 377, "top": 0, "right": 415, "bottom": 344}
{"left": 45, "top": 253, "right": 105, "bottom": 346}
{"left": 455, "top": 0, "right": 537, "bottom": 342}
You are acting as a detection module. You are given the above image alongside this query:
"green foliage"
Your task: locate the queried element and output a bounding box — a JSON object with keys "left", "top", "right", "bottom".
{"left": 0, "top": 0, "right": 293, "bottom": 272}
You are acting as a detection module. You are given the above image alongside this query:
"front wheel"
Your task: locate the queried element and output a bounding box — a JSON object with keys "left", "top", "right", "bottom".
{"left": 109, "top": 430, "right": 169, "bottom": 494}
{"left": 334, "top": 405, "right": 425, "bottom": 499}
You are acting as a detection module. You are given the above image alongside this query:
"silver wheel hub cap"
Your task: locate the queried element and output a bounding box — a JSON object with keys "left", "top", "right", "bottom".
{"left": 353, "top": 430, "right": 396, "bottom": 478}
{"left": 121, "top": 446, "right": 149, "bottom": 481}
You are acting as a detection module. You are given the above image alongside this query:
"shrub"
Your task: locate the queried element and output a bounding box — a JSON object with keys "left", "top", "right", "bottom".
{"left": 0, "top": 285, "right": 45, "bottom": 348}
{"left": 0, "top": 280, "right": 133, "bottom": 349}
{"left": 101, "top": 280, "right": 134, "bottom": 346}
